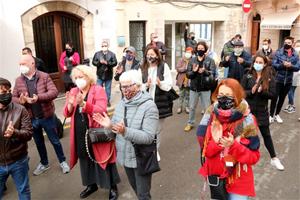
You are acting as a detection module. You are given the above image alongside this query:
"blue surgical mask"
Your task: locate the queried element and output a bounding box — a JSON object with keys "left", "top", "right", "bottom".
{"left": 253, "top": 63, "right": 264, "bottom": 72}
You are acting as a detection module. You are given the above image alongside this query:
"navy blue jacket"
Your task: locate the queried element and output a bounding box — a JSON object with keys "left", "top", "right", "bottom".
{"left": 221, "top": 51, "right": 252, "bottom": 82}
{"left": 272, "top": 48, "right": 300, "bottom": 84}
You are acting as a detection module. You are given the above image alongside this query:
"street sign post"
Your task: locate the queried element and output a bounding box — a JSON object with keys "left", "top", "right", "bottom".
{"left": 242, "top": 0, "right": 252, "bottom": 13}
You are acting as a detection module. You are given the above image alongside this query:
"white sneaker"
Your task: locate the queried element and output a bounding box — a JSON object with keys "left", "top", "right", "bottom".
{"left": 283, "top": 105, "right": 291, "bottom": 113}
{"left": 60, "top": 161, "right": 70, "bottom": 174}
{"left": 157, "top": 151, "right": 161, "bottom": 162}
{"left": 274, "top": 115, "right": 283, "bottom": 123}
{"left": 33, "top": 163, "right": 50, "bottom": 176}
{"left": 271, "top": 158, "right": 284, "bottom": 171}
{"left": 269, "top": 116, "right": 274, "bottom": 124}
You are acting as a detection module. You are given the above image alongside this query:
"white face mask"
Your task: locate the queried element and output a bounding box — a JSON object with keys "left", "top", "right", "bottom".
{"left": 102, "top": 47, "right": 108, "bottom": 52}
{"left": 295, "top": 47, "right": 300, "bottom": 54}
{"left": 153, "top": 38, "right": 159, "bottom": 43}
{"left": 20, "top": 65, "right": 30, "bottom": 75}
{"left": 184, "top": 52, "right": 192, "bottom": 59}
{"left": 75, "top": 78, "right": 87, "bottom": 90}
{"left": 262, "top": 45, "right": 269, "bottom": 50}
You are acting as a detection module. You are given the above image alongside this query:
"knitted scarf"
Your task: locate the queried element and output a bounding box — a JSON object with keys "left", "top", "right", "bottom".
{"left": 197, "top": 99, "right": 260, "bottom": 182}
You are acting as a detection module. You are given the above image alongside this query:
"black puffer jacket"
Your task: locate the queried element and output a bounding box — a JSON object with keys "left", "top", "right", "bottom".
{"left": 241, "top": 70, "right": 276, "bottom": 126}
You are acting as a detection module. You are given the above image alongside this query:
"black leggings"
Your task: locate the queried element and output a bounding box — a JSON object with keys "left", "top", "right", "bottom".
{"left": 270, "top": 82, "right": 292, "bottom": 116}
{"left": 259, "top": 125, "right": 276, "bottom": 158}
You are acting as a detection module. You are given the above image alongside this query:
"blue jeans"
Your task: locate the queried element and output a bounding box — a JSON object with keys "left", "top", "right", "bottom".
{"left": 187, "top": 90, "right": 211, "bottom": 125}
{"left": 97, "top": 79, "right": 112, "bottom": 102}
{"left": 0, "top": 156, "right": 30, "bottom": 200}
{"left": 32, "top": 115, "right": 66, "bottom": 166}
{"left": 288, "top": 86, "right": 297, "bottom": 105}
{"left": 228, "top": 193, "right": 249, "bottom": 200}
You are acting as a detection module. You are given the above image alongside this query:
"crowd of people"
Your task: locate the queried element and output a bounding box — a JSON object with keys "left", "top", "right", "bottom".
{"left": 0, "top": 25, "right": 300, "bottom": 200}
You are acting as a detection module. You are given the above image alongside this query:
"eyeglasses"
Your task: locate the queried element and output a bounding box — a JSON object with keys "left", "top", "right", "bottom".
{"left": 120, "top": 83, "right": 136, "bottom": 90}
{"left": 102, "top": 45, "right": 108, "bottom": 47}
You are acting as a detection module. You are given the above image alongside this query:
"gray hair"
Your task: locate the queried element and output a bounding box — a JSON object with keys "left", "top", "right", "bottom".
{"left": 119, "top": 70, "right": 142, "bottom": 86}
{"left": 71, "top": 65, "right": 97, "bottom": 84}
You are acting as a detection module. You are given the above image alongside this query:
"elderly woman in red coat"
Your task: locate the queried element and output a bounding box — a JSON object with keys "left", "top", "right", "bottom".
{"left": 63, "top": 65, "right": 120, "bottom": 200}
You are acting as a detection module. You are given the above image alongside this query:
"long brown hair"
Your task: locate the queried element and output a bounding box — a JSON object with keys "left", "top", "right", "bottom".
{"left": 249, "top": 55, "right": 273, "bottom": 91}
{"left": 141, "top": 46, "right": 163, "bottom": 78}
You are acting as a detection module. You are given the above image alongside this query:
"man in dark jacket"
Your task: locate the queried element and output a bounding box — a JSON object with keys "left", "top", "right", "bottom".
{"left": 22, "top": 47, "right": 46, "bottom": 72}
{"left": 184, "top": 23, "right": 197, "bottom": 49}
{"left": 146, "top": 33, "right": 167, "bottom": 60}
{"left": 0, "top": 77, "right": 33, "bottom": 199}
{"left": 114, "top": 46, "right": 140, "bottom": 81}
{"left": 270, "top": 36, "right": 300, "bottom": 124}
{"left": 220, "top": 40, "right": 252, "bottom": 82}
{"left": 92, "top": 41, "right": 118, "bottom": 107}
{"left": 12, "top": 55, "right": 70, "bottom": 176}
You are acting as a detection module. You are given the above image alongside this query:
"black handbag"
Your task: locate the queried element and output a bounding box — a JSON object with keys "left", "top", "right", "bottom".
{"left": 168, "top": 88, "right": 179, "bottom": 101}
{"left": 124, "top": 105, "right": 161, "bottom": 176}
{"left": 207, "top": 175, "right": 228, "bottom": 200}
{"left": 133, "top": 138, "right": 161, "bottom": 176}
{"left": 88, "top": 128, "right": 112, "bottom": 144}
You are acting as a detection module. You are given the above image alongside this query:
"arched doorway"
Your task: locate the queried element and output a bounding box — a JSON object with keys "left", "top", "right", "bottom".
{"left": 251, "top": 14, "right": 261, "bottom": 55}
{"left": 21, "top": 1, "right": 94, "bottom": 93}
{"left": 32, "top": 12, "right": 84, "bottom": 92}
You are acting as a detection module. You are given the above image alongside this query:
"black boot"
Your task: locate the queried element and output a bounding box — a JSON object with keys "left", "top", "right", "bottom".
{"left": 80, "top": 184, "right": 98, "bottom": 199}
{"left": 109, "top": 185, "right": 118, "bottom": 200}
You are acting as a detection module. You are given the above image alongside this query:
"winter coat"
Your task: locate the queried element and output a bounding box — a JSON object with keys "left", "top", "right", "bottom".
{"left": 272, "top": 48, "right": 300, "bottom": 84}
{"left": 142, "top": 62, "right": 173, "bottom": 119}
{"left": 241, "top": 70, "right": 276, "bottom": 126}
{"left": 59, "top": 51, "right": 80, "bottom": 73}
{"left": 63, "top": 85, "right": 116, "bottom": 170}
{"left": 221, "top": 51, "right": 252, "bottom": 82}
{"left": 12, "top": 71, "right": 58, "bottom": 119}
{"left": 92, "top": 50, "right": 118, "bottom": 81}
{"left": 255, "top": 49, "right": 274, "bottom": 66}
{"left": 110, "top": 91, "right": 159, "bottom": 168}
{"left": 197, "top": 100, "right": 260, "bottom": 197}
{"left": 187, "top": 56, "right": 217, "bottom": 92}
{"left": 0, "top": 102, "right": 33, "bottom": 165}
{"left": 175, "top": 57, "right": 190, "bottom": 88}
{"left": 184, "top": 29, "right": 197, "bottom": 49}
{"left": 114, "top": 58, "right": 140, "bottom": 81}
{"left": 146, "top": 41, "right": 166, "bottom": 56}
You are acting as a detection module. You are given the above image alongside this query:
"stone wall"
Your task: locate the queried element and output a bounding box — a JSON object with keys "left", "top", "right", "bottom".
{"left": 21, "top": 1, "right": 94, "bottom": 59}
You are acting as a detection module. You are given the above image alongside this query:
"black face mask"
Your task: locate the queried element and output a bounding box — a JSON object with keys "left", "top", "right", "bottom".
{"left": 147, "top": 56, "right": 158, "bottom": 64}
{"left": 191, "top": 36, "right": 195, "bottom": 40}
{"left": 284, "top": 44, "right": 292, "bottom": 50}
{"left": 196, "top": 50, "right": 205, "bottom": 57}
{"left": 217, "top": 95, "right": 235, "bottom": 110}
{"left": 0, "top": 93, "right": 12, "bottom": 107}
{"left": 66, "top": 48, "right": 74, "bottom": 57}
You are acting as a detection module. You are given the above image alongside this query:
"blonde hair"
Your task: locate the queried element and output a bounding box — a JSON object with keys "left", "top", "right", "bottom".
{"left": 71, "top": 65, "right": 97, "bottom": 84}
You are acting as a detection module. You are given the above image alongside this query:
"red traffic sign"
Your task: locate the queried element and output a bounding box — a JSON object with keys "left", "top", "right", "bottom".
{"left": 242, "top": 0, "right": 252, "bottom": 13}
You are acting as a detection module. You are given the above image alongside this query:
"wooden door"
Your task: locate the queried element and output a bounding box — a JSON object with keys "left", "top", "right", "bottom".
{"left": 32, "top": 12, "right": 83, "bottom": 93}
{"left": 251, "top": 21, "right": 260, "bottom": 55}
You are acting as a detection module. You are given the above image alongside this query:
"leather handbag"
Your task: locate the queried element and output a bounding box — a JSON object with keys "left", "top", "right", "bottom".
{"left": 133, "top": 138, "right": 160, "bottom": 176}
{"left": 124, "top": 105, "right": 161, "bottom": 176}
{"left": 168, "top": 88, "right": 179, "bottom": 101}
{"left": 207, "top": 175, "right": 228, "bottom": 200}
{"left": 88, "top": 128, "right": 112, "bottom": 144}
